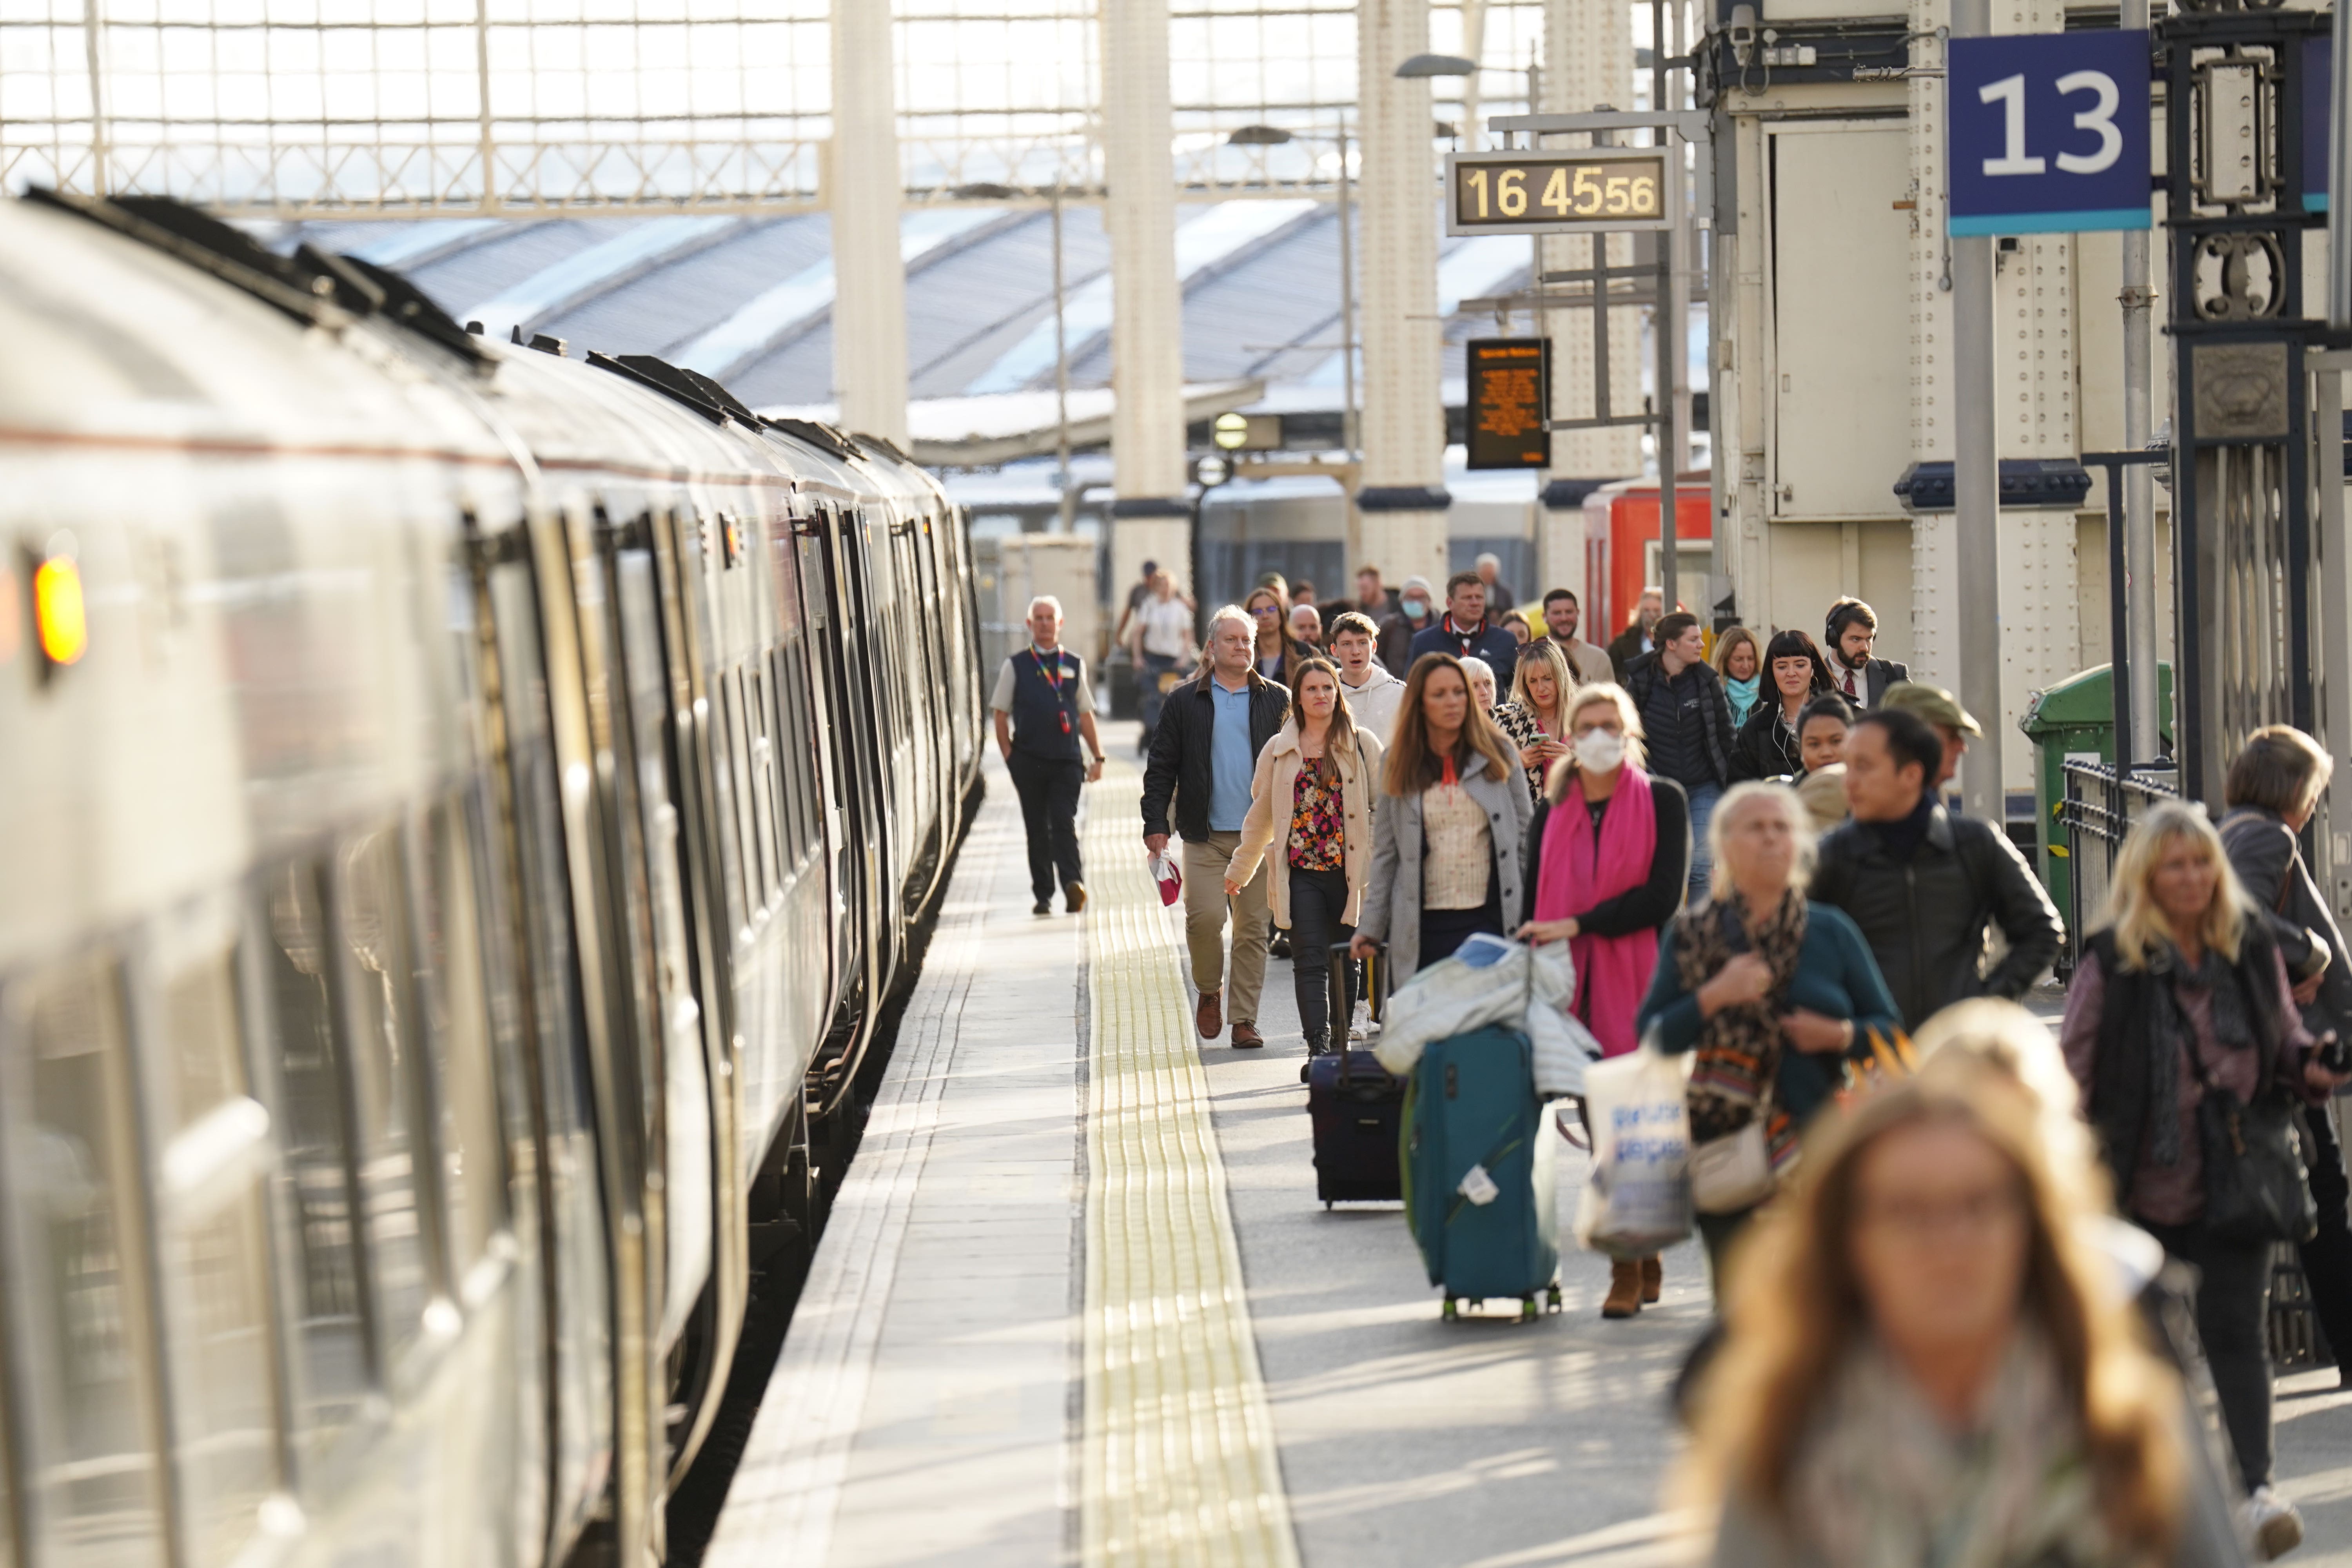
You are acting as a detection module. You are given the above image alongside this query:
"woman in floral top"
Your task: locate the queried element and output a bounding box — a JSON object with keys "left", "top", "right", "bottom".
{"left": 1226, "top": 658, "right": 1386, "bottom": 1058}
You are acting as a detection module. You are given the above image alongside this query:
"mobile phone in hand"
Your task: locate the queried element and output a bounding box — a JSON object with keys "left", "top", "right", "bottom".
{"left": 2320, "top": 1031, "right": 2352, "bottom": 1076}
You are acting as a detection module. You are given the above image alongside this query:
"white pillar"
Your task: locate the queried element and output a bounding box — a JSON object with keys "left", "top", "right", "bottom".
{"left": 1905, "top": 0, "right": 1957, "bottom": 688}
{"left": 1357, "top": 0, "right": 1451, "bottom": 589}
{"left": 1102, "top": 0, "right": 1192, "bottom": 596}
{"left": 1541, "top": 0, "right": 1642, "bottom": 484}
{"left": 829, "top": 0, "right": 908, "bottom": 447}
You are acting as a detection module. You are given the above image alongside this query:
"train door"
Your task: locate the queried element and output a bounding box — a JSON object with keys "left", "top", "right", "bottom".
{"left": 791, "top": 515, "right": 857, "bottom": 1053}
{"left": 589, "top": 509, "right": 720, "bottom": 1411}
{"left": 466, "top": 522, "right": 617, "bottom": 1565}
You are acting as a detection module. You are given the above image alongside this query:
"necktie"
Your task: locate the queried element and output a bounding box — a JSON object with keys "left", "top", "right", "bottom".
{"left": 1842, "top": 670, "right": 1858, "bottom": 700}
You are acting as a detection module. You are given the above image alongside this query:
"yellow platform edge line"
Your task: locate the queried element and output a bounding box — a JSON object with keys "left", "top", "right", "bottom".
{"left": 1080, "top": 760, "right": 1302, "bottom": 1568}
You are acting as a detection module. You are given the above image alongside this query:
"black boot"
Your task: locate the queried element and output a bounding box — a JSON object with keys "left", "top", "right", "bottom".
{"left": 1298, "top": 1028, "right": 1332, "bottom": 1083}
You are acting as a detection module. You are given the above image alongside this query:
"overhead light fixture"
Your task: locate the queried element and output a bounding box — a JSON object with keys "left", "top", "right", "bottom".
{"left": 1394, "top": 53, "right": 1478, "bottom": 78}
{"left": 1227, "top": 124, "right": 1294, "bottom": 145}
{"left": 950, "top": 181, "right": 1018, "bottom": 200}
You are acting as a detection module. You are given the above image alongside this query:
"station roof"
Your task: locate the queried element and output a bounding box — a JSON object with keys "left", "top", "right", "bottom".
{"left": 263, "top": 201, "right": 1546, "bottom": 461}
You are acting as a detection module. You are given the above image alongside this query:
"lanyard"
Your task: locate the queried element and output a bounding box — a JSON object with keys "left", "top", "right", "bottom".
{"left": 1031, "top": 646, "right": 1073, "bottom": 733}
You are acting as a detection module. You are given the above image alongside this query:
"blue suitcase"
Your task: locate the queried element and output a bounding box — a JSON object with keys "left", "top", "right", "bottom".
{"left": 1403, "top": 1024, "right": 1561, "bottom": 1321}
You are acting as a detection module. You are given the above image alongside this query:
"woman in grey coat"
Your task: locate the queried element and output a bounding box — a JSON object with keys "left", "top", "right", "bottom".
{"left": 1351, "top": 652, "right": 1534, "bottom": 982}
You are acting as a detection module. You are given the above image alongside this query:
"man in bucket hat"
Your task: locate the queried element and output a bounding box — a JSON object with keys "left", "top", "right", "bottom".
{"left": 1879, "top": 681, "right": 1982, "bottom": 799}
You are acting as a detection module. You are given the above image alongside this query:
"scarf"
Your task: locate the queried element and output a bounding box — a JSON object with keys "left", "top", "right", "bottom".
{"left": 1788, "top": 1328, "right": 2122, "bottom": 1568}
{"left": 2147, "top": 940, "right": 2257, "bottom": 1168}
{"left": 1678, "top": 890, "right": 1808, "bottom": 1160}
{"left": 1536, "top": 768, "right": 1658, "bottom": 1056}
{"left": 1870, "top": 792, "right": 1939, "bottom": 862}
{"left": 1726, "top": 673, "right": 1761, "bottom": 727}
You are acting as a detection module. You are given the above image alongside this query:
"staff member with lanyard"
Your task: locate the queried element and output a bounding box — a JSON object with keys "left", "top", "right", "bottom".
{"left": 992, "top": 595, "right": 1105, "bottom": 916}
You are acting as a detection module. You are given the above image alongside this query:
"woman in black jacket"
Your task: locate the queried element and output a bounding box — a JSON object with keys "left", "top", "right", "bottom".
{"left": 1730, "top": 629, "right": 1833, "bottom": 781}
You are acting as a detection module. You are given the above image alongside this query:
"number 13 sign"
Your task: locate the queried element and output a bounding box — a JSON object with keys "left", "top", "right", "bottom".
{"left": 1947, "top": 30, "right": 2151, "bottom": 235}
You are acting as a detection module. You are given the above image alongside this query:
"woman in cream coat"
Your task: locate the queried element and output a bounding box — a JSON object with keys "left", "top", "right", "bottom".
{"left": 1225, "top": 657, "right": 1384, "bottom": 1059}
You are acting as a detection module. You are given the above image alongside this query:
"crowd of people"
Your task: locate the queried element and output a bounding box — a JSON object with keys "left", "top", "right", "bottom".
{"left": 991, "top": 568, "right": 2352, "bottom": 1561}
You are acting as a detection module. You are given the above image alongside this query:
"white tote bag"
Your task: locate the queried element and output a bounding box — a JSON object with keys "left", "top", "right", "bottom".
{"left": 1572, "top": 1045, "right": 1695, "bottom": 1260}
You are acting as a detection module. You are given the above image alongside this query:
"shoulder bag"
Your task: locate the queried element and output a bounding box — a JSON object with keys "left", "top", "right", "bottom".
{"left": 2184, "top": 1029, "right": 2317, "bottom": 1245}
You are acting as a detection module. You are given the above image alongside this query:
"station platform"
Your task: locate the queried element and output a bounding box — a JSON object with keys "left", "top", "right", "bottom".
{"left": 703, "top": 727, "right": 2352, "bottom": 1568}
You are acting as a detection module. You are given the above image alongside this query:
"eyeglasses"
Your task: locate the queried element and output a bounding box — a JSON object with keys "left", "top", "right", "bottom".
{"left": 1856, "top": 1185, "right": 2024, "bottom": 1242}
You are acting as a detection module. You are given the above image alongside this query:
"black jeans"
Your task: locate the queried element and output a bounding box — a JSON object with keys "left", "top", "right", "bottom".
{"left": 2295, "top": 1100, "right": 2352, "bottom": 1374}
{"left": 2143, "top": 1218, "right": 2277, "bottom": 1489}
{"left": 1006, "top": 751, "right": 1083, "bottom": 903}
{"left": 1420, "top": 882, "right": 1504, "bottom": 969}
{"left": 1287, "top": 865, "right": 1353, "bottom": 1043}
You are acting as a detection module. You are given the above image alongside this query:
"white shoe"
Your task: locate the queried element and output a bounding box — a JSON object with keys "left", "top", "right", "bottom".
{"left": 1352, "top": 1000, "right": 1377, "bottom": 1038}
{"left": 2245, "top": 1485, "right": 2304, "bottom": 1561}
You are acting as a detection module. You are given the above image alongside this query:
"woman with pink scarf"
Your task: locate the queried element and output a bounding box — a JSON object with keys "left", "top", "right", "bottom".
{"left": 1516, "top": 682, "right": 1690, "bottom": 1319}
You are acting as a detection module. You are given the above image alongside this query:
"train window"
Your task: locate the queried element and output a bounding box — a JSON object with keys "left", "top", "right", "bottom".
{"left": 744, "top": 664, "right": 782, "bottom": 890}
{"left": 721, "top": 672, "right": 764, "bottom": 910}
{"left": 143, "top": 918, "right": 281, "bottom": 1568}
{"left": 328, "top": 831, "right": 436, "bottom": 1372}
{"left": 259, "top": 861, "right": 372, "bottom": 1450}
{"left": 414, "top": 802, "right": 507, "bottom": 1280}
{"left": 768, "top": 646, "right": 808, "bottom": 862}
{"left": 1, "top": 953, "right": 169, "bottom": 1566}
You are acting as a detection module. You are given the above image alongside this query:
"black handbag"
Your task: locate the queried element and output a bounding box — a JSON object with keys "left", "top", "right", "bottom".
{"left": 2185, "top": 1034, "right": 2318, "bottom": 1245}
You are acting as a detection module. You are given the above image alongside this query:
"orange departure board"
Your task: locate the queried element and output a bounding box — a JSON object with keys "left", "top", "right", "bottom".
{"left": 1466, "top": 338, "right": 1550, "bottom": 470}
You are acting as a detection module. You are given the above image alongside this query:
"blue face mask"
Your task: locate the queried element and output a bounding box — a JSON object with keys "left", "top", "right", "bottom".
{"left": 1402, "top": 597, "right": 1429, "bottom": 621}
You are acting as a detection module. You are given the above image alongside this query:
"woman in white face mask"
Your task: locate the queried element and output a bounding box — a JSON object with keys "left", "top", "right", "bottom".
{"left": 1515, "top": 683, "right": 1693, "bottom": 1316}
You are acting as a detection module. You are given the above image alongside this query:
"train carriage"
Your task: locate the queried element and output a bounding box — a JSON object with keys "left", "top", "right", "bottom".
{"left": 0, "top": 189, "right": 982, "bottom": 1568}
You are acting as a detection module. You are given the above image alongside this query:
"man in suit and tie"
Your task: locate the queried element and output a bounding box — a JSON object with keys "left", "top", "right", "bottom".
{"left": 1824, "top": 597, "right": 1909, "bottom": 709}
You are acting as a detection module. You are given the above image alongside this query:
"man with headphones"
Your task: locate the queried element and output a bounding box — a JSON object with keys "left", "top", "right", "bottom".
{"left": 1822, "top": 597, "right": 1909, "bottom": 710}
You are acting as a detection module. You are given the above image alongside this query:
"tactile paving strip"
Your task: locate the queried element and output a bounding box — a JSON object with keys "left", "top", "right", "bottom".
{"left": 1081, "top": 762, "right": 1301, "bottom": 1567}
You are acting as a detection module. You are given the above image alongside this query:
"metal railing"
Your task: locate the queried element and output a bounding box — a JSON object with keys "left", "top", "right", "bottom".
{"left": 2053, "top": 760, "right": 2181, "bottom": 978}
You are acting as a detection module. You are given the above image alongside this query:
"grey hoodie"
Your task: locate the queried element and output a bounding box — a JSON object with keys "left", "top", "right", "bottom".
{"left": 1338, "top": 661, "right": 1406, "bottom": 748}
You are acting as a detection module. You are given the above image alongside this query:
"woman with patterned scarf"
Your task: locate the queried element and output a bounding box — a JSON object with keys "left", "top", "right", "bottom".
{"left": 1635, "top": 783, "right": 1900, "bottom": 1302}
{"left": 2061, "top": 801, "right": 2347, "bottom": 1559}
{"left": 1684, "top": 1056, "right": 2245, "bottom": 1568}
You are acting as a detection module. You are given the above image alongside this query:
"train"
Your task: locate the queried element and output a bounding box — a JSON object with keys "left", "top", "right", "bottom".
{"left": 0, "top": 187, "right": 984, "bottom": 1568}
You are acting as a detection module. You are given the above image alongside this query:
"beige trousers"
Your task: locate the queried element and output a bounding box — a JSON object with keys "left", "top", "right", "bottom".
{"left": 1180, "top": 831, "right": 1270, "bottom": 1024}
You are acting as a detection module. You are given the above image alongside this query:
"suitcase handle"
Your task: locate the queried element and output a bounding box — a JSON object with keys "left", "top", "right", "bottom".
{"left": 1329, "top": 940, "right": 1389, "bottom": 1089}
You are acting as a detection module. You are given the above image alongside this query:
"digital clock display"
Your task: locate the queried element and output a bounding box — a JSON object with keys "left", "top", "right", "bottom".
{"left": 1446, "top": 151, "right": 1672, "bottom": 235}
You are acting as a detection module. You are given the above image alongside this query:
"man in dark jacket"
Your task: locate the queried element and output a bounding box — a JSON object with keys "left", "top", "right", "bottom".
{"left": 1809, "top": 707, "right": 2062, "bottom": 1029}
{"left": 1823, "top": 597, "right": 1909, "bottom": 709}
{"left": 1624, "top": 611, "right": 1735, "bottom": 901}
{"left": 1408, "top": 571, "right": 1521, "bottom": 677}
{"left": 1142, "top": 604, "right": 1291, "bottom": 1048}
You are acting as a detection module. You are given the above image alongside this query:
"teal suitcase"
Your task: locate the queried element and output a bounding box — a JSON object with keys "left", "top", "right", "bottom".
{"left": 1403, "top": 1024, "right": 1561, "bottom": 1321}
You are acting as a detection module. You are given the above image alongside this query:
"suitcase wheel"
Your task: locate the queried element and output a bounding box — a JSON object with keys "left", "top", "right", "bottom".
{"left": 1441, "top": 1298, "right": 1459, "bottom": 1323}
{"left": 1520, "top": 1297, "right": 1539, "bottom": 1323}
{"left": 1546, "top": 1285, "right": 1563, "bottom": 1314}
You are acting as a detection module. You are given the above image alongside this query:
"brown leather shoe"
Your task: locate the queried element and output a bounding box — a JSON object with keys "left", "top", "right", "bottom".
{"left": 1062, "top": 879, "right": 1087, "bottom": 913}
{"left": 1196, "top": 991, "right": 1223, "bottom": 1039}
{"left": 1602, "top": 1259, "right": 1643, "bottom": 1319}
{"left": 1640, "top": 1255, "right": 1662, "bottom": 1304}
{"left": 1230, "top": 1021, "right": 1264, "bottom": 1049}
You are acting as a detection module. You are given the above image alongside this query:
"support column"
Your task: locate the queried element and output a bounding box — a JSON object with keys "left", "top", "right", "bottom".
{"left": 1537, "top": 0, "right": 1640, "bottom": 609}
{"left": 1356, "top": 0, "right": 1452, "bottom": 587}
{"left": 1905, "top": 0, "right": 1957, "bottom": 688}
{"left": 1102, "top": 0, "right": 1192, "bottom": 596}
{"left": 830, "top": 0, "right": 908, "bottom": 446}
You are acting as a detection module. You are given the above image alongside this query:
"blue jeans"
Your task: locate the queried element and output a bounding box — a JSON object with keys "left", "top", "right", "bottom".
{"left": 1684, "top": 780, "right": 1723, "bottom": 905}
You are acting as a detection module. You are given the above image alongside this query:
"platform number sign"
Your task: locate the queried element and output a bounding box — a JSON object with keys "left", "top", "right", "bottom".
{"left": 1947, "top": 30, "right": 2151, "bottom": 235}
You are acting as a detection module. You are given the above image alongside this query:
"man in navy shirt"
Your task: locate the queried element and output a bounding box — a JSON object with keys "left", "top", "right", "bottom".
{"left": 1408, "top": 570, "right": 1520, "bottom": 679}
{"left": 991, "top": 595, "right": 1105, "bottom": 916}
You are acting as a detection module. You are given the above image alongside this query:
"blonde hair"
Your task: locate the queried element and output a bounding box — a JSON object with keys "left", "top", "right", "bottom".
{"left": 1711, "top": 624, "right": 1760, "bottom": 682}
{"left": 1682, "top": 1062, "right": 2187, "bottom": 1559}
{"left": 1911, "top": 998, "right": 2103, "bottom": 1214}
{"left": 2097, "top": 800, "right": 2250, "bottom": 972}
{"left": 1509, "top": 635, "right": 1576, "bottom": 722}
{"left": 1706, "top": 781, "right": 1815, "bottom": 900}
{"left": 1544, "top": 682, "right": 1647, "bottom": 802}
